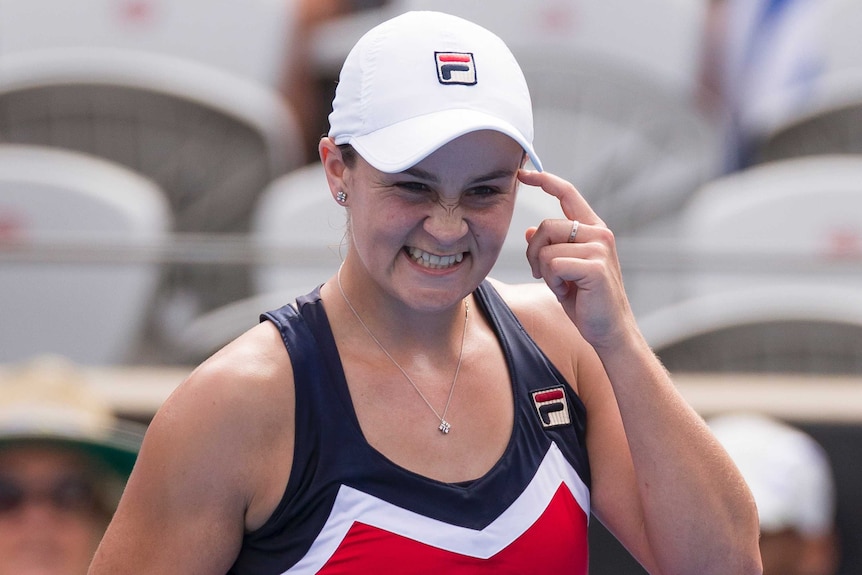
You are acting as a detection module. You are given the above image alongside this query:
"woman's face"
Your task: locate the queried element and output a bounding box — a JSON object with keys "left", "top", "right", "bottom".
{"left": 342, "top": 130, "right": 524, "bottom": 310}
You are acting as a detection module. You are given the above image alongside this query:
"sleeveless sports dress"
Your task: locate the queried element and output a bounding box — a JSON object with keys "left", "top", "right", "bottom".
{"left": 229, "top": 281, "right": 591, "bottom": 574}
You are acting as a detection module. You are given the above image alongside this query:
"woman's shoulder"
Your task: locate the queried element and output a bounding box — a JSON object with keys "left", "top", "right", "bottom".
{"left": 486, "top": 279, "right": 577, "bottom": 336}
{"left": 147, "top": 321, "right": 294, "bottom": 468}
{"left": 173, "top": 321, "right": 294, "bottom": 425}
{"left": 147, "top": 321, "right": 296, "bottom": 527}
{"left": 486, "top": 278, "right": 557, "bottom": 307}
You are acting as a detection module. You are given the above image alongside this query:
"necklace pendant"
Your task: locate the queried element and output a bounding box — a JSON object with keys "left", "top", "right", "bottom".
{"left": 438, "top": 420, "right": 451, "bottom": 434}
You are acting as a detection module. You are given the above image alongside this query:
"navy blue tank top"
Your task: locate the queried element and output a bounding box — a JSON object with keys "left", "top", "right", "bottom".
{"left": 230, "top": 281, "right": 591, "bottom": 574}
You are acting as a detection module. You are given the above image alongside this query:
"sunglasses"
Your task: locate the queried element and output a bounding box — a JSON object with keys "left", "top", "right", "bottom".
{"left": 0, "top": 474, "right": 104, "bottom": 516}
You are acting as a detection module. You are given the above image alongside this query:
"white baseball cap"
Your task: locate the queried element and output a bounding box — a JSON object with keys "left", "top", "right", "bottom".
{"left": 709, "top": 413, "right": 836, "bottom": 537}
{"left": 328, "top": 10, "right": 542, "bottom": 173}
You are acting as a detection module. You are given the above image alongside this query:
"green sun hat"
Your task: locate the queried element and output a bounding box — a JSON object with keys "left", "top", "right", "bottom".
{"left": 0, "top": 355, "right": 146, "bottom": 478}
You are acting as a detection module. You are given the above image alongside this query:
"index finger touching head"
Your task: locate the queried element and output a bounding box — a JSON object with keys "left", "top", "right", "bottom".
{"left": 518, "top": 169, "right": 604, "bottom": 227}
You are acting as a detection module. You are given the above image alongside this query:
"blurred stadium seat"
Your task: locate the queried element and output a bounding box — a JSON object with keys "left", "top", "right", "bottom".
{"left": 748, "top": 0, "right": 862, "bottom": 163}
{"left": 638, "top": 155, "right": 862, "bottom": 373}
{"left": 520, "top": 49, "right": 723, "bottom": 235}
{"left": 0, "top": 48, "right": 304, "bottom": 234}
{"left": 0, "top": 144, "right": 171, "bottom": 364}
{"left": 0, "top": 48, "right": 307, "bottom": 347}
{"left": 0, "top": 0, "right": 297, "bottom": 88}
{"left": 169, "top": 163, "right": 344, "bottom": 362}
{"left": 754, "top": 71, "right": 862, "bottom": 163}
{"left": 250, "top": 163, "right": 347, "bottom": 297}
{"left": 641, "top": 285, "right": 862, "bottom": 373}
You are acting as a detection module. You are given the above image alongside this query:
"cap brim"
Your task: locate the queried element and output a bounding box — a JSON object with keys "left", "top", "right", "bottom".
{"left": 339, "top": 108, "right": 543, "bottom": 173}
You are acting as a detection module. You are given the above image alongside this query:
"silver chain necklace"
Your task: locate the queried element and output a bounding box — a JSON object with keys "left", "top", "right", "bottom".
{"left": 336, "top": 267, "right": 469, "bottom": 435}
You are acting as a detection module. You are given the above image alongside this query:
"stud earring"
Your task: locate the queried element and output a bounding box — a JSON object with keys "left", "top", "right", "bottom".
{"left": 336, "top": 190, "right": 348, "bottom": 203}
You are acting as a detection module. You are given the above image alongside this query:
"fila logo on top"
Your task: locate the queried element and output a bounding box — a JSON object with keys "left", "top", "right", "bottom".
{"left": 532, "top": 387, "right": 572, "bottom": 429}
{"left": 435, "top": 52, "right": 477, "bottom": 85}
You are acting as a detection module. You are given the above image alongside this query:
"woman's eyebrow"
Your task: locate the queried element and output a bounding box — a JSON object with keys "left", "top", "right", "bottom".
{"left": 400, "top": 166, "right": 439, "bottom": 182}
{"left": 467, "top": 169, "right": 518, "bottom": 185}
{"left": 399, "top": 167, "right": 517, "bottom": 185}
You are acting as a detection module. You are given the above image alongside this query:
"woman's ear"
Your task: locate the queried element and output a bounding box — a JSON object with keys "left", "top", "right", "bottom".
{"left": 319, "top": 137, "right": 348, "bottom": 203}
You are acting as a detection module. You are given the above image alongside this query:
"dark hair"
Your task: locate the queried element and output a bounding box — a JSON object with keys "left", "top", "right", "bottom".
{"left": 338, "top": 144, "right": 358, "bottom": 168}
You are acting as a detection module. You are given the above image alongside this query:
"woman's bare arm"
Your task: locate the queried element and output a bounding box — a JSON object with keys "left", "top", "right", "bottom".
{"left": 89, "top": 322, "right": 295, "bottom": 574}
{"left": 516, "top": 168, "right": 762, "bottom": 575}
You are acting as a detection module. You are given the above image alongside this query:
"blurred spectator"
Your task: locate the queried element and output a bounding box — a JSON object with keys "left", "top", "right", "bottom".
{"left": 709, "top": 413, "right": 840, "bottom": 575}
{"left": 284, "top": 0, "right": 390, "bottom": 159}
{"left": 0, "top": 356, "right": 145, "bottom": 575}
{"left": 699, "top": 0, "right": 826, "bottom": 171}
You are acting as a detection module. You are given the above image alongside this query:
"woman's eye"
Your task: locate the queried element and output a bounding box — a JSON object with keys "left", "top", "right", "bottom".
{"left": 469, "top": 186, "right": 499, "bottom": 197}
{"left": 464, "top": 186, "right": 506, "bottom": 202}
{"left": 394, "top": 181, "right": 429, "bottom": 193}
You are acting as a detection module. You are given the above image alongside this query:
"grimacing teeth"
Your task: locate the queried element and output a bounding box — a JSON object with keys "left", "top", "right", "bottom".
{"left": 407, "top": 247, "right": 465, "bottom": 268}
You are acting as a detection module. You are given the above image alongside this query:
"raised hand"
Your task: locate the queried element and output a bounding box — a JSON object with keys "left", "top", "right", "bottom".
{"left": 519, "top": 169, "right": 636, "bottom": 349}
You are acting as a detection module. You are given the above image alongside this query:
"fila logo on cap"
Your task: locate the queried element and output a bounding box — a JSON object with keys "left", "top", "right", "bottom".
{"left": 435, "top": 52, "right": 477, "bottom": 85}
{"left": 532, "top": 386, "right": 572, "bottom": 429}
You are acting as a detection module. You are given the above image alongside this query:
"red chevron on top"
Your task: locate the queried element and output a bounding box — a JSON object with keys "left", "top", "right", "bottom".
{"left": 317, "top": 484, "right": 588, "bottom": 574}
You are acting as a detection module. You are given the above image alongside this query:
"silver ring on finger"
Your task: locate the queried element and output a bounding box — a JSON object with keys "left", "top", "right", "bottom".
{"left": 567, "top": 220, "right": 580, "bottom": 243}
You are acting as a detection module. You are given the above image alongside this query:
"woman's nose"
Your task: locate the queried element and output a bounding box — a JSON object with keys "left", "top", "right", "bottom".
{"left": 423, "top": 200, "right": 468, "bottom": 243}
